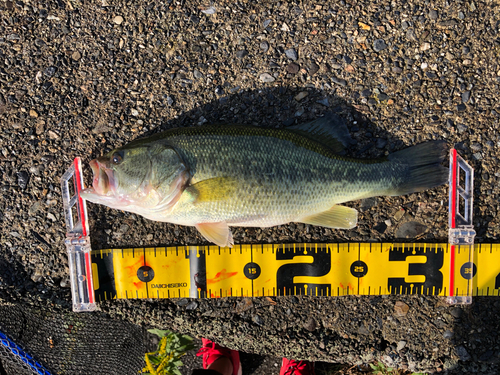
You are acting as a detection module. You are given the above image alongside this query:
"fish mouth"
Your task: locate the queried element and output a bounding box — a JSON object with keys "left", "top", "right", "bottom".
{"left": 89, "top": 158, "right": 116, "bottom": 196}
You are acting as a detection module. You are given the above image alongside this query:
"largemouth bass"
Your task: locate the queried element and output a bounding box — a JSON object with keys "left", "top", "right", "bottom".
{"left": 81, "top": 113, "right": 447, "bottom": 247}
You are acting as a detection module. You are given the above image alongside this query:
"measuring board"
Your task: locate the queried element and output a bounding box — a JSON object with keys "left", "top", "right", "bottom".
{"left": 61, "top": 149, "right": 492, "bottom": 311}
{"left": 90, "top": 243, "right": 500, "bottom": 301}
{"left": 92, "top": 243, "right": 500, "bottom": 301}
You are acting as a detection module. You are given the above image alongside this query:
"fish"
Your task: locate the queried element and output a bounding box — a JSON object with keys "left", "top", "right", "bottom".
{"left": 80, "top": 113, "right": 448, "bottom": 247}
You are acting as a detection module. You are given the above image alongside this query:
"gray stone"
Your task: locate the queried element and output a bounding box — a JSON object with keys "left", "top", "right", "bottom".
{"left": 456, "top": 346, "right": 471, "bottom": 361}
{"left": 397, "top": 341, "right": 406, "bottom": 351}
{"left": 259, "top": 73, "right": 275, "bottom": 83}
{"left": 373, "top": 39, "right": 387, "bottom": 52}
{"left": 285, "top": 48, "right": 298, "bottom": 61}
{"left": 462, "top": 91, "right": 471, "bottom": 103}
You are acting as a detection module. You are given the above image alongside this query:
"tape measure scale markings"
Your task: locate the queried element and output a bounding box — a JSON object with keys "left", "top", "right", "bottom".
{"left": 90, "top": 243, "right": 500, "bottom": 301}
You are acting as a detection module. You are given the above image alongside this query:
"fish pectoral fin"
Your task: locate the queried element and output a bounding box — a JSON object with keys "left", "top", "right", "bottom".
{"left": 298, "top": 205, "right": 358, "bottom": 229}
{"left": 188, "top": 177, "right": 239, "bottom": 204}
{"left": 195, "top": 222, "right": 234, "bottom": 248}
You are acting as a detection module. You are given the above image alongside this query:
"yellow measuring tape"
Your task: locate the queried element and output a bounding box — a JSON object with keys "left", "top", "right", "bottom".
{"left": 91, "top": 242, "right": 500, "bottom": 301}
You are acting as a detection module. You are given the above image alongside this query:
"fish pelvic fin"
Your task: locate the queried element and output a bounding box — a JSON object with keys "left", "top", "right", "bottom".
{"left": 196, "top": 222, "right": 234, "bottom": 248}
{"left": 298, "top": 205, "right": 358, "bottom": 229}
{"left": 386, "top": 140, "right": 448, "bottom": 196}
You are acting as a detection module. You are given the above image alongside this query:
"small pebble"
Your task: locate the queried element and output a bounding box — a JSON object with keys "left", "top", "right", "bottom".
{"left": 331, "top": 76, "right": 347, "bottom": 86}
{"left": 394, "top": 301, "right": 409, "bottom": 317}
{"left": 317, "top": 98, "right": 329, "bottom": 106}
{"left": 186, "top": 301, "right": 198, "bottom": 310}
{"left": 443, "top": 330, "right": 454, "bottom": 339}
{"left": 259, "top": 73, "right": 275, "bottom": 83}
{"left": 285, "top": 49, "right": 298, "bottom": 61}
{"left": 17, "top": 171, "right": 30, "bottom": 190}
{"left": 373, "top": 39, "right": 387, "bottom": 52}
{"left": 113, "top": 16, "right": 124, "bottom": 25}
{"left": 397, "top": 341, "right": 407, "bottom": 351}
{"left": 236, "top": 50, "right": 248, "bottom": 58}
{"left": 260, "top": 41, "right": 269, "bottom": 52}
{"left": 429, "top": 9, "right": 438, "bottom": 20}
{"left": 462, "top": 91, "right": 471, "bottom": 103}
{"left": 286, "top": 63, "right": 300, "bottom": 74}
{"left": 193, "top": 70, "right": 203, "bottom": 79}
{"left": 294, "top": 91, "right": 308, "bottom": 101}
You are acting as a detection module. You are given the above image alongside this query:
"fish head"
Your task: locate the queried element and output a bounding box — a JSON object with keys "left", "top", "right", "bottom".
{"left": 81, "top": 143, "right": 189, "bottom": 213}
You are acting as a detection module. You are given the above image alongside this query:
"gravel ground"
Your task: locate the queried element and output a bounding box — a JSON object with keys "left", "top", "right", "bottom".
{"left": 1, "top": 0, "right": 500, "bottom": 374}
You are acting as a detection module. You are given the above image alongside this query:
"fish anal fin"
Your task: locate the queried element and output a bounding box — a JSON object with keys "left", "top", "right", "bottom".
{"left": 287, "top": 112, "right": 354, "bottom": 153}
{"left": 188, "top": 177, "right": 238, "bottom": 204}
{"left": 298, "top": 205, "right": 358, "bottom": 229}
{"left": 196, "top": 222, "right": 234, "bottom": 248}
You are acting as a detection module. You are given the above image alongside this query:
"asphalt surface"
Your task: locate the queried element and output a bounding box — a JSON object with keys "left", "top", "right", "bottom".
{"left": 1, "top": 0, "right": 500, "bottom": 374}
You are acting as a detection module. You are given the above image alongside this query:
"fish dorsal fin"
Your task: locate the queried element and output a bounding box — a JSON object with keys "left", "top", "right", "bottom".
{"left": 287, "top": 112, "right": 353, "bottom": 153}
{"left": 297, "top": 205, "right": 358, "bottom": 229}
{"left": 187, "top": 177, "right": 239, "bottom": 204}
{"left": 196, "top": 222, "right": 234, "bottom": 248}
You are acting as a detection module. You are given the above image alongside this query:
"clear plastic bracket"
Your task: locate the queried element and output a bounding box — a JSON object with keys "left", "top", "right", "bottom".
{"left": 447, "top": 149, "right": 475, "bottom": 305}
{"left": 60, "top": 157, "right": 96, "bottom": 312}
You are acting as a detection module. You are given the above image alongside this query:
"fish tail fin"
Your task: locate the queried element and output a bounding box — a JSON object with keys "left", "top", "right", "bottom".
{"left": 385, "top": 140, "right": 448, "bottom": 196}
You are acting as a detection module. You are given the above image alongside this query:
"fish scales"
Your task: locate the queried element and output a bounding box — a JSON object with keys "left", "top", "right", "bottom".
{"left": 164, "top": 128, "right": 395, "bottom": 227}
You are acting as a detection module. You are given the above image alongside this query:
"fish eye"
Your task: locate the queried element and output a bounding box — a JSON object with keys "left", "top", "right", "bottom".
{"left": 111, "top": 151, "right": 124, "bottom": 165}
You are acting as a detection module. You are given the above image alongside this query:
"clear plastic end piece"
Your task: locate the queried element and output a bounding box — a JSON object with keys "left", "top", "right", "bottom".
{"left": 447, "top": 149, "right": 474, "bottom": 305}
{"left": 60, "top": 157, "right": 96, "bottom": 312}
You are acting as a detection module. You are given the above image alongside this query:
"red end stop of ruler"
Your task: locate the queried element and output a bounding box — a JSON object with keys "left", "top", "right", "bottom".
{"left": 447, "top": 149, "right": 475, "bottom": 305}
{"left": 61, "top": 157, "right": 96, "bottom": 312}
